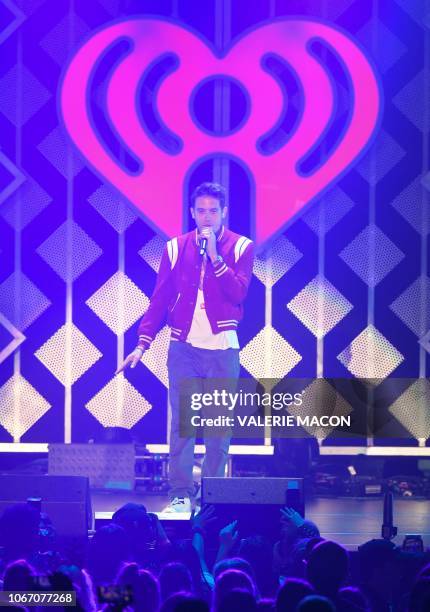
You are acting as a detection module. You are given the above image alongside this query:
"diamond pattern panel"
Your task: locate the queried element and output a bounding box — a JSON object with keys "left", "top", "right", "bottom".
{"left": 253, "top": 236, "right": 302, "bottom": 287}
{"left": 340, "top": 225, "right": 404, "bottom": 287}
{"left": 86, "top": 271, "right": 149, "bottom": 334}
{"left": 40, "top": 13, "right": 90, "bottom": 66}
{"left": 139, "top": 235, "right": 166, "bottom": 272}
{"left": 86, "top": 376, "right": 152, "bottom": 428}
{"left": 0, "top": 272, "right": 50, "bottom": 330}
{"left": 288, "top": 379, "right": 353, "bottom": 440}
{"left": 0, "top": 64, "right": 50, "bottom": 126}
{"left": 393, "top": 71, "right": 429, "bottom": 133}
{"left": 88, "top": 184, "right": 138, "bottom": 234}
{"left": 338, "top": 324, "right": 404, "bottom": 378}
{"left": 303, "top": 186, "right": 355, "bottom": 235}
{"left": 394, "top": 0, "right": 426, "bottom": 25}
{"left": 389, "top": 379, "right": 430, "bottom": 440}
{"left": 38, "top": 126, "right": 85, "bottom": 178}
{"left": 287, "top": 276, "right": 353, "bottom": 338}
{"left": 392, "top": 177, "right": 430, "bottom": 235}
{"left": 240, "top": 325, "right": 302, "bottom": 380}
{"left": 0, "top": 374, "right": 50, "bottom": 438}
{"left": 357, "top": 21, "right": 406, "bottom": 74}
{"left": 141, "top": 324, "right": 170, "bottom": 387}
{"left": 390, "top": 276, "right": 430, "bottom": 337}
{"left": 356, "top": 130, "right": 405, "bottom": 185}
{"left": 37, "top": 221, "right": 102, "bottom": 281}
{"left": 0, "top": 178, "right": 51, "bottom": 230}
{"left": 35, "top": 323, "right": 102, "bottom": 385}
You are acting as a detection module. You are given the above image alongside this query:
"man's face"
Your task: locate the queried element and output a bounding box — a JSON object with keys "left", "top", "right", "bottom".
{"left": 191, "top": 195, "right": 227, "bottom": 233}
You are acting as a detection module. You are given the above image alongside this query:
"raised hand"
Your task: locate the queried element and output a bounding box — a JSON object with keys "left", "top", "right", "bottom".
{"left": 191, "top": 504, "right": 217, "bottom": 533}
{"left": 219, "top": 519, "right": 239, "bottom": 549}
{"left": 115, "top": 348, "right": 144, "bottom": 375}
{"left": 280, "top": 506, "right": 305, "bottom": 527}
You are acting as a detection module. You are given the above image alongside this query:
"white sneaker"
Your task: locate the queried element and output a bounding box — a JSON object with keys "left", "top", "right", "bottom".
{"left": 163, "top": 496, "right": 192, "bottom": 513}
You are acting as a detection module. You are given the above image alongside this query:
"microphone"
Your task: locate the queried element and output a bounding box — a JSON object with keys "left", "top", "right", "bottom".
{"left": 199, "top": 237, "right": 207, "bottom": 256}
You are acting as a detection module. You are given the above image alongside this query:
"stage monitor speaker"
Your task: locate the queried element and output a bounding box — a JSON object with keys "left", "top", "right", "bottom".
{"left": 48, "top": 443, "right": 134, "bottom": 490}
{"left": 202, "top": 477, "right": 304, "bottom": 542}
{"left": 0, "top": 474, "right": 92, "bottom": 540}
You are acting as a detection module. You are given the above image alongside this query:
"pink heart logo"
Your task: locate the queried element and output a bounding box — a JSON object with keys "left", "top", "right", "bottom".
{"left": 60, "top": 18, "right": 381, "bottom": 247}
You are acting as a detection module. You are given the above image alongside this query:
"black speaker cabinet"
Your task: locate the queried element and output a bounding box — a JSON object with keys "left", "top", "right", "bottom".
{"left": 202, "top": 477, "right": 304, "bottom": 542}
{"left": 0, "top": 474, "right": 92, "bottom": 539}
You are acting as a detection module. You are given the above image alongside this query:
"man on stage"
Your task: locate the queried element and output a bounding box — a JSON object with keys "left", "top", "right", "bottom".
{"left": 117, "top": 182, "right": 254, "bottom": 512}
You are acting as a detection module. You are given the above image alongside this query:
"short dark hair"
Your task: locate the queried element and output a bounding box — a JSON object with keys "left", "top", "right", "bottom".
{"left": 191, "top": 182, "right": 226, "bottom": 208}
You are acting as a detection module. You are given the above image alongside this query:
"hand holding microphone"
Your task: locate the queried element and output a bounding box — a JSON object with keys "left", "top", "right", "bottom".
{"left": 198, "top": 235, "right": 208, "bottom": 255}
{"left": 199, "top": 227, "right": 217, "bottom": 260}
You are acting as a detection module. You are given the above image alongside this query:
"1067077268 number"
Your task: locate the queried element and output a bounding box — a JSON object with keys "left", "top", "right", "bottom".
{"left": 0, "top": 591, "right": 76, "bottom": 606}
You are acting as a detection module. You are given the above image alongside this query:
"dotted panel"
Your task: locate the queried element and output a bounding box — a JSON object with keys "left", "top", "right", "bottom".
{"left": 0, "top": 272, "right": 50, "bottom": 331}
{"left": 288, "top": 379, "right": 353, "bottom": 440}
{"left": 340, "top": 224, "right": 404, "bottom": 287}
{"left": 141, "top": 324, "right": 170, "bottom": 387}
{"left": 356, "top": 130, "right": 405, "bottom": 186}
{"left": 88, "top": 184, "right": 138, "bottom": 234}
{"left": 86, "top": 376, "right": 152, "bottom": 428}
{"left": 253, "top": 236, "right": 302, "bottom": 287}
{"left": 139, "top": 235, "right": 166, "bottom": 272}
{"left": 35, "top": 323, "right": 102, "bottom": 385}
{"left": 37, "top": 126, "right": 84, "bottom": 178}
{"left": 0, "top": 178, "right": 52, "bottom": 230}
{"left": 0, "top": 64, "right": 51, "bottom": 126}
{"left": 357, "top": 21, "right": 406, "bottom": 74}
{"left": 390, "top": 276, "right": 430, "bottom": 337}
{"left": 0, "top": 374, "right": 50, "bottom": 438}
{"left": 394, "top": 0, "right": 426, "bottom": 23}
{"left": 389, "top": 379, "right": 430, "bottom": 439}
{"left": 392, "top": 177, "right": 430, "bottom": 236}
{"left": 40, "top": 13, "right": 90, "bottom": 66}
{"left": 86, "top": 271, "right": 150, "bottom": 334}
{"left": 338, "top": 324, "right": 404, "bottom": 379}
{"left": 302, "top": 186, "right": 355, "bottom": 235}
{"left": 240, "top": 325, "right": 302, "bottom": 381}
{"left": 37, "top": 220, "right": 102, "bottom": 281}
{"left": 287, "top": 276, "right": 353, "bottom": 338}
{"left": 394, "top": 71, "right": 428, "bottom": 133}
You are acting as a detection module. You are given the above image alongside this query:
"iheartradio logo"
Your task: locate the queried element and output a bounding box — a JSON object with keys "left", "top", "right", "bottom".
{"left": 60, "top": 18, "right": 381, "bottom": 247}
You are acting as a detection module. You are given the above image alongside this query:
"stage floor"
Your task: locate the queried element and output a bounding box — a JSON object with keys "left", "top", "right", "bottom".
{"left": 92, "top": 490, "right": 430, "bottom": 549}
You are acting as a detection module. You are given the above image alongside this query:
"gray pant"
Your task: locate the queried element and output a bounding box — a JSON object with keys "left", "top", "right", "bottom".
{"left": 167, "top": 341, "right": 240, "bottom": 500}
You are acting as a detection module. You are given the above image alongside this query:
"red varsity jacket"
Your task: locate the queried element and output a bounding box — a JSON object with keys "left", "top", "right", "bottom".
{"left": 137, "top": 226, "right": 254, "bottom": 349}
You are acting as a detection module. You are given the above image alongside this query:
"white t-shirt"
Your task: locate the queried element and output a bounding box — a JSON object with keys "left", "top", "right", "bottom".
{"left": 186, "top": 289, "right": 239, "bottom": 350}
